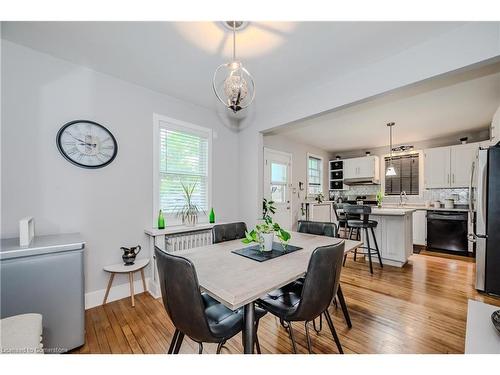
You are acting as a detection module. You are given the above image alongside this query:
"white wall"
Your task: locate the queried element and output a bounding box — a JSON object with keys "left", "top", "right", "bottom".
{"left": 263, "top": 134, "right": 330, "bottom": 230}
{"left": 237, "top": 22, "right": 500, "bottom": 227}
{"left": 0, "top": 40, "right": 240, "bottom": 297}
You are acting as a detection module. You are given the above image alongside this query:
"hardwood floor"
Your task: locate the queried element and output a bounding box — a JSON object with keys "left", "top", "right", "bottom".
{"left": 71, "top": 252, "right": 500, "bottom": 354}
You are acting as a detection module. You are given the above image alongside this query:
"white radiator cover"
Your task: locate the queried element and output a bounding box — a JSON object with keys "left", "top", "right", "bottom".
{"left": 165, "top": 229, "right": 213, "bottom": 252}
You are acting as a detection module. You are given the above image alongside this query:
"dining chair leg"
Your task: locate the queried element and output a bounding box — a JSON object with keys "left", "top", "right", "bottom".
{"left": 370, "top": 227, "right": 383, "bottom": 268}
{"left": 173, "top": 332, "right": 184, "bottom": 354}
{"left": 353, "top": 247, "right": 358, "bottom": 261}
{"left": 198, "top": 342, "right": 203, "bottom": 354}
{"left": 216, "top": 340, "right": 226, "bottom": 354}
{"left": 304, "top": 321, "right": 313, "bottom": 354}
{"left": 286, "top": 321, "right": 298, "bottom": 354}
{"left": 348, "top": 227, "right": 353, "bottom": 240}
{"left": 168, "top": 329, "right": 179, "bottom": 354}
{"left": 342, "top": 253, "right": 348, "bottom": 267}
{"left": 312, "top": 314, "right": 322, "bottom": 333}
{"left": 337, "top": 285, "right": 352, "bottom": 328}
{"left": 254, "top": 320, "right": 262, "bottom": 354}
{"left": 324, "top": 310, "right": 343, "bottom": 354}
{"left": 365, "top": 228, "right": 373, "bottom": 274}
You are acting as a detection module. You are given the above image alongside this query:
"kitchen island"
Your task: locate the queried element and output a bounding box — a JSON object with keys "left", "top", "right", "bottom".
{"left": 356, "top": 207, "right": 416, "bottom": 267}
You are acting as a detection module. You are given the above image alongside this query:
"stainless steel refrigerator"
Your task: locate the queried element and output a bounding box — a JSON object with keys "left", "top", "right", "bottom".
{"left": 473, "top": 143, "right": 500, "bottom": 295}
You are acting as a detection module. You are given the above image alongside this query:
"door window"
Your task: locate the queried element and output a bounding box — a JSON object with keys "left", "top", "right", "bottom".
{"left": 271, "top": 162, "right": 287, "bottom": 203}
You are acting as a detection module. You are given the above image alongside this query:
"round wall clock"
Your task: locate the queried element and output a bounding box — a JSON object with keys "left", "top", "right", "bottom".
{"left": 56, "top": 120, "right": 118, "bottom": 169}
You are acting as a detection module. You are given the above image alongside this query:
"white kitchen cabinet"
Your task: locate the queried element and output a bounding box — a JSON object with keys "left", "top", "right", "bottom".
{"left": 424, "top": 143, "right": 480, "bottom": 188}
{"left": 450, "top": 143, "right": 478, "bottom": 188}
{"left": 360, "top": 210, "right": 414, "bottom": 267}
{"left": 424, "top": 146, "right": 451, "bottom": 188}
{"left": 412, "top": 210, "right": 427, "bottom": 246}
{"left": 309, "top": 203, "right": 332, "bottom": 222}
{"left": 343, "top": 156, "right": 379, "bottom": 181}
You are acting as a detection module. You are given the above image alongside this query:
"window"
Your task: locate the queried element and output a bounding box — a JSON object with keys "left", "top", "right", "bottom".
{"left": 384, "top": 154, "right": 419, "bottom": 195}
{"left": 270, "top": 162, "right": 287, "bottom": 203}
{"left": 307, "top": 154, "right": 323, "bottom": 196}
{"left": 154, "top": 115, "right": 212, "bottom": 224}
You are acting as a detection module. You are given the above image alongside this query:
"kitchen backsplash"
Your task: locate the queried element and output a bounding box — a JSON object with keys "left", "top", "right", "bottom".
{"left": 331, "top": 185, "right": 469, "bottom": 204}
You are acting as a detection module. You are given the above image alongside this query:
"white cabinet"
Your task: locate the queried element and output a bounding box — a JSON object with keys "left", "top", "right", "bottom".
{"left": 343, "top": 156, "right": 379, "bottom": 181}
{"left": 361, "top": 212, "right": 413, "bottom": 267}
{"left": 310, "top": 203, "right": 332, "bottom": 223}
{"left": 490, "top": 104, "right": 500, "bottom": 146}
{"left": 424, "top": 146, "right": 451, "bottom": 188}
{"left": 424, "top": 143, "right": 480, "bottom": 188}
{"left": 450, "top": 144, "right": 478, "bottom": 187}
{"left": 412, "top": 210, "right": 427, "bottom": 246}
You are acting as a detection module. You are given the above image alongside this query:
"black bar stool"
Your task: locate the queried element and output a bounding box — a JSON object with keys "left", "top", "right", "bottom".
{"left": 342, "top": 204, "right": 383, "bottom": 274}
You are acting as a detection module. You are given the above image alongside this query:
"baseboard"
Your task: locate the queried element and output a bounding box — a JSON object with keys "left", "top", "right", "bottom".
{"left": 85, "top": 277, "right": 152, "bottom": 309}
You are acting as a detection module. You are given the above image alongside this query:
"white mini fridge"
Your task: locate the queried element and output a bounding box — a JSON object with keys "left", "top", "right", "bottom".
{"left": 0, "top": 233, "right": 85, "bottom": 353}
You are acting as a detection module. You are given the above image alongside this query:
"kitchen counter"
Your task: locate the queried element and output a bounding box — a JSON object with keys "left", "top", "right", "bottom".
{"left": 381, "top": 204, "right": 470, "bottom": 212}
{"left": 371, "top": 207, "right": 416, "bottom": 216}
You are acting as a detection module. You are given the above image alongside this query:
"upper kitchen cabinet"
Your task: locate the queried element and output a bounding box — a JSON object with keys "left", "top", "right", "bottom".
{"left": 343, "top": 156, "right": 380, "bottom": 184}
{"left": 424, "top": 143, "right": 480, "bottom": 188}
{"left": 424, "top": 146, "right": 450, "bottom": 188}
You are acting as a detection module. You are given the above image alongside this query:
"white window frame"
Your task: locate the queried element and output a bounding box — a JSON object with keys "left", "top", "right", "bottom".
{"left": 306, "top": 153, "right": 324, "bottom": 198}
{"left": 152, "top": 113, "right": 213, "bottom": 227}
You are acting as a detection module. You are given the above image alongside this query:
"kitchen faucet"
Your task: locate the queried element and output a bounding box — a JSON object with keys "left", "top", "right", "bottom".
{"left": 399, "top": 191, "right": 409, "bottom": 206}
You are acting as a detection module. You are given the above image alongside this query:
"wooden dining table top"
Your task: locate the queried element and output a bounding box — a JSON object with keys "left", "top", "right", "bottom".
{"left": 175, "top": 231, "right": 362, "bottom": 310}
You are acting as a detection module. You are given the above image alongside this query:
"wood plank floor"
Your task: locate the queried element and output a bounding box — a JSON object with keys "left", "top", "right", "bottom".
{"left": 71, "top": 251, "right": 500, "bottom": 354}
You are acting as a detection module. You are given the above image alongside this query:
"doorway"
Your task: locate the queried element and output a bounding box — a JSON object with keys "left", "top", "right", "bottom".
{"left": 263, "top": 148, "right": 292, "bottom": 230}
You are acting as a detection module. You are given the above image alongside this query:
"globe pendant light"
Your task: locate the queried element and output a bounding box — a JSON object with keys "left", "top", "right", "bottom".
{"left": 212, "top": 21, "right": 255, "bottom": 113}
{"left": 386, "top": 122, "right": 397, "bottom": 176}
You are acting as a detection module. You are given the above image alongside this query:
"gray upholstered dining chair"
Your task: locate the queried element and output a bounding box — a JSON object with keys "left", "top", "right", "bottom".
{"left": 257, "top": 241, "right": 346, "bottom": 354}
{"left": 155, "top": 246, "right": 266, "bottom": 354}
{"left": 212, "top": 222, "right": 247, "bottom": 244}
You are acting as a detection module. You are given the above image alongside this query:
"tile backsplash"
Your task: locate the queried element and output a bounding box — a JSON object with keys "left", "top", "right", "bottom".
{"left": 330, "top": 185, "right": 469, "bottom": 204}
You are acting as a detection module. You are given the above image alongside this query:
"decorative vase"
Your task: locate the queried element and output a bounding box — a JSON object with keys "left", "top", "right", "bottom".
{"left": 209, "top": 208, "right": 215, "bottom": 224}
{"left": 157, "top": 210, "right": 165, "bottom": 229}
{"left": 184, "top": 214, "right": 197, "bottom": 227}
{"left": 260, "top": 232, "right": 274, "bottom": 252}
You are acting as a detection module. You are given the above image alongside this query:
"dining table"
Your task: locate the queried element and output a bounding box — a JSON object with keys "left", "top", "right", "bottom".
{"left": 174, "top": 231, "right": 363, "bottom": 354}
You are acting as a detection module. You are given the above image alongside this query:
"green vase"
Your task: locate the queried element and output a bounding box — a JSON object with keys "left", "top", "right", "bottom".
{"left": 157, "top": 210, "right": 165, "bottom": 230}
{"left": 209, "top": 208, "right": 215, "bottom": 224}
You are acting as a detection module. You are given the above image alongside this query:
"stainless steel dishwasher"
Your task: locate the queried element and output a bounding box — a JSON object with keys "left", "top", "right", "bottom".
{"left": 427, "top": 211, "right": 469, "bottom": 254}
{"left": 0, "top": 233, "right": 85, "bottom": 353}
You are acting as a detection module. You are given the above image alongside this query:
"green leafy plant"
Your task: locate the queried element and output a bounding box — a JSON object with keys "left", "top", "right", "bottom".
{"left": 262, "top": 198, "right": 276, "bottom": 225}
{"left": 243, "top": 198, "right": 291, "bottom": 251}
{"left": 175, "top": 182, "right": 205, "bottom": 226}
{"left": 315, "top": 192, "right": 324, "bottom": 203}
{"left": 376, "top": 191, "right": 384, "bottom": 208}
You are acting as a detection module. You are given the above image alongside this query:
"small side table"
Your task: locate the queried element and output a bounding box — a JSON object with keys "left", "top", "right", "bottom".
{"left": 103, "top": 258, "right": 149, "bottom": 307}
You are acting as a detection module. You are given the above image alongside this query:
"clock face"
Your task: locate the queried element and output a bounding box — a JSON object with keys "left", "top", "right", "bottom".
{"left": 56, "top": 120, "right": 118, "bottom": 169}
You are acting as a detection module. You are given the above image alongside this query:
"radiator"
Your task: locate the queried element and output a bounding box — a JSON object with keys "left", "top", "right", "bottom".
{"left": 165, "top": 229, "right": 213, "bottom": 252}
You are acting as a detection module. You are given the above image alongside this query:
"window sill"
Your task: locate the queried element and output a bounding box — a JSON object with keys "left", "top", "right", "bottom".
{"left": 145, "top": 222, "right": 221, "bottom": 237}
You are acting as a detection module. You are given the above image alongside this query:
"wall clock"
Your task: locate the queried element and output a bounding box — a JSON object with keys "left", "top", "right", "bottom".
{"left": 56, "top": 120, "right": 118, "bottom": 169}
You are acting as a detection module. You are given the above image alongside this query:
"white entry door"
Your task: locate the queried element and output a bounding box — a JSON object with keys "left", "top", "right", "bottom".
{"left": 263, "top": 148, "right": 292, "bottom": 230}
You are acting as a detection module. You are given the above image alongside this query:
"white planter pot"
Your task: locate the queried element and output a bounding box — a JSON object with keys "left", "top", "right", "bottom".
{"left": 260, "top": 232, "right": 274, "bottom": 252}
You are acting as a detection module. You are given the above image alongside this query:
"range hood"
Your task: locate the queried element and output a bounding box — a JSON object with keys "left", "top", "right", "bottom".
{"left": 343, "top": 177, "right": 380, "bottom": 186}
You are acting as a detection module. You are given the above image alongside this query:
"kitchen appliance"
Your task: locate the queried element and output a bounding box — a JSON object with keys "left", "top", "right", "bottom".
{"left": 433, "top": 201, "right": 441, "bottom": 208}
{"left": 427, "top": 211, "right": 469, "bottom": 254}
{"left": 472, "top": 143, "right": 500, "bottom": 295}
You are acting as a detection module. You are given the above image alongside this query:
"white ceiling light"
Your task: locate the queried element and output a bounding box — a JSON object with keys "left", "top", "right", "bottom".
{"left": 386, "top": 122, "right": 397, "bottom": 176}
{"left": 212, "top": 21, "right": 255, "bottom": 113}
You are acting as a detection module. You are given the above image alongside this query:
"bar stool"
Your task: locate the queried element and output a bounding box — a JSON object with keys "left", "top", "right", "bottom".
{"left": 342, "top": 204, "right": 383, "bottom": 274}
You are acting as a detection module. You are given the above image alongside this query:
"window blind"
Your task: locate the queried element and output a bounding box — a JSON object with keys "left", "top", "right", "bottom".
{"left": 384, "top": 154, "right": 419, "bottom": 195}
{"left": 308, "top": 156, "right": 322, "bottom": 195}
{"left": 159, "top": 127, "right": 209, "bottom": 215}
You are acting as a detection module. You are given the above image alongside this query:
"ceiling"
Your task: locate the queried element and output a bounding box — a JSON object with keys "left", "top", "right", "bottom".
{"left": 266, "top": 66, "right": 500, "bottom": 152}
{"left": 1, "top": 21, "right": 466, "bottom": 110}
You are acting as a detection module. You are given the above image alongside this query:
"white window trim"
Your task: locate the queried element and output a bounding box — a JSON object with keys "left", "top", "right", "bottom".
{"left": 380, "top": 150, "right": 424, "bottom": 198}
{"left": 152, "top": 113, "right": 213, "bottom": 227}
{"left": 306, "top": 152, "right": 324, "bottom": 198}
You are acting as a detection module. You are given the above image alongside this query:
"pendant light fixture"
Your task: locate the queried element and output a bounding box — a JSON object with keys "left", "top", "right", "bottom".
{"left": 212, "top": 21, "right": 255, "bottom": 113}
{"left": 386, "top": 122, "right": 397, "bottom": 176}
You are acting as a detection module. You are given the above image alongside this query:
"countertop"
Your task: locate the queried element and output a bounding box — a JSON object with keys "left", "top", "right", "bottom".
{"left": 381, "top": 204, "right": 470, "bottom": 212}
{"left": 465, "top": 299, "right": 500, "bottom": 353}
{"left": 0, "top": 233, "right": 85, "bottom": 260}
{"left": 370, "top": 207, "right": 416, "bottom": 216}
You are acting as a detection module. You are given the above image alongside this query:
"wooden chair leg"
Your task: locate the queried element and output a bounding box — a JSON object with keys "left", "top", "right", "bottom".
{"left": 140, "top": 269, "right": 147, "bottom": 292}
{"left": 129, "top": 272, "right": 135, "bottom": 307}
{"left": 103, "top": 273, "right": 115, "bottom": 305}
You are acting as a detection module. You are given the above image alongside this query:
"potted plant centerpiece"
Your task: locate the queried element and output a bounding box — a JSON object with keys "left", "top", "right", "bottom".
{"left": 176, "top": 182, "right": 205, "bottom": 226}
{"left": 242, "top": 198, "right": 291, "bottom": 252}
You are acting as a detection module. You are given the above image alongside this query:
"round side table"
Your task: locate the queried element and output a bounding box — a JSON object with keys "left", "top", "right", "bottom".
{"left": 103, "top": 258, "right": 149, "bottom": 307}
